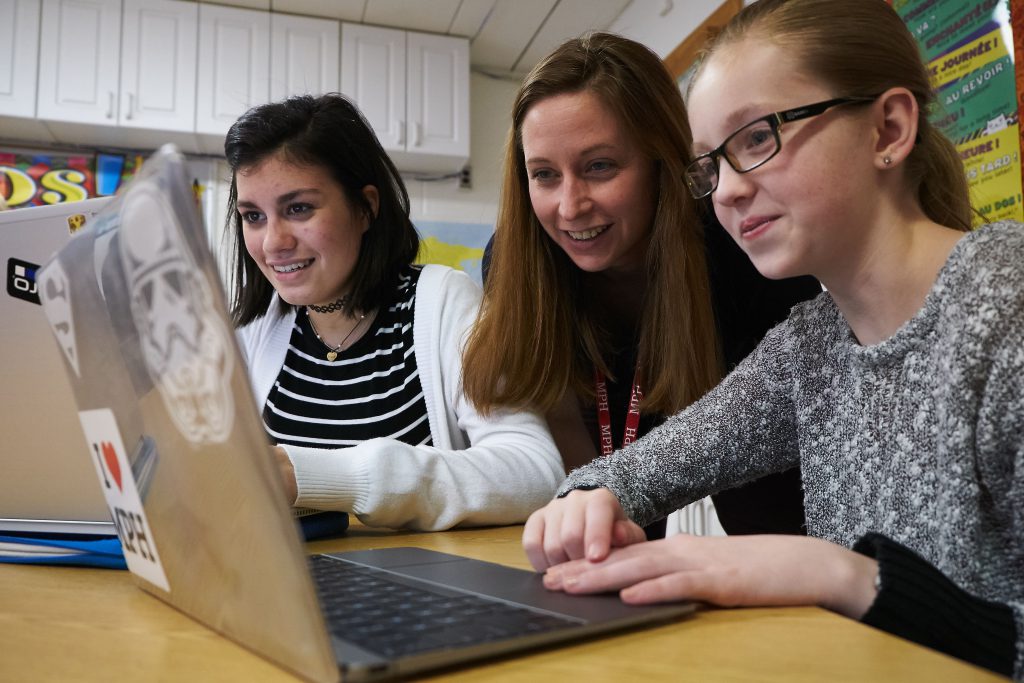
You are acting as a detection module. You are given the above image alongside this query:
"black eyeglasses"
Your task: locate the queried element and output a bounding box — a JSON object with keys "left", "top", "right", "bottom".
{"left": 684, "top": 96, "right": 879, "bottom": 199}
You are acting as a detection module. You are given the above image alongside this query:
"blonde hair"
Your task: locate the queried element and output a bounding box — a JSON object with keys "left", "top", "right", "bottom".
{"left": 690, "top": 0, "right": 971, "bottom": 231}
{"left": 462, "top": 33, "right": 722, "bottom": 415}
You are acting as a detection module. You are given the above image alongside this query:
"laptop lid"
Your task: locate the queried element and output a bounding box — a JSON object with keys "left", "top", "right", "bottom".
{"left": 38, "top": 145, "right": 340, "bottom": 682}
{"left": 0, "top": 197, "right": 116, "bottom": 536}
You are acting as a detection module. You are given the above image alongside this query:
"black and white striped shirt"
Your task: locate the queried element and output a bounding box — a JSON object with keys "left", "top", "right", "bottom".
{"left": 263, "top": 266, "right": 432, "bottom": 449}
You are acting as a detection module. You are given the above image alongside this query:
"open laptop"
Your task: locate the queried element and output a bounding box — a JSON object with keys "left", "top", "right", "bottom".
{"left": 0, "top": 196, "right": 116, "bottom": 536}
{"left": 38, "top": 144, "right": 693, "bottom": 682}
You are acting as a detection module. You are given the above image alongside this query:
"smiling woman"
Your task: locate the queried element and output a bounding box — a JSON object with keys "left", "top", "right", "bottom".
{"left": 461, "top": 32, "right": 821, "bottom": 539}
{"left": 221, "top": 93, "right": 565, "bottom": 531}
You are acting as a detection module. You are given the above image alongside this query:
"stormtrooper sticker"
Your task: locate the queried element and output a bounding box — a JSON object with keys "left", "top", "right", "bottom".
{"left": 37, "top": 258, "right": 80, "bottom": 378}
{"left": 118, "top": 183, "right": 235, "bottom": 444}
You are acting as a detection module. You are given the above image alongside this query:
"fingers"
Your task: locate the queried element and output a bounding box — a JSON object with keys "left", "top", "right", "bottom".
{"left": 611, "top": 519, "right": 648, "bottom": 548}
{"left": 580, "top": 493, "right": 616, "bottom": 562}
{"left": 528, "top": 509, "right": 569, "bottom": 573}
{"left": 522, "top": 509, "right": 550, "bottom": 571}
{"left": 620, "top": 571, "right": 707, "bottom": 605}
{"left": 521, "top": 489, "right": 627, "bottom": 572}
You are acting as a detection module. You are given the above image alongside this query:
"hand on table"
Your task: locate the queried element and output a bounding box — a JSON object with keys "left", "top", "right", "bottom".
{"left": 522, "top": 488, "right": 647, "bottom": 571}
{"left": 540, "top": 532, "right": 880, "bottom": 619}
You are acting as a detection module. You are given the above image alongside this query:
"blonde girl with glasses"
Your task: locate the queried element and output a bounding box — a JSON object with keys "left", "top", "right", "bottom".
{"left": 522, "top": 0, "right": 1022, "bottom": 677}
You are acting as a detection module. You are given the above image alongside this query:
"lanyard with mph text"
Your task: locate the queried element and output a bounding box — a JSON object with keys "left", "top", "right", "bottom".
{"left": 594, "top": 367, "right": 643, "bottom": 457}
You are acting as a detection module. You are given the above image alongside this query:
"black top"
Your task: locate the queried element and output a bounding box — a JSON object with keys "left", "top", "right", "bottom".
{"left": 482, "top": 212, "right": 821, "bottom": 536}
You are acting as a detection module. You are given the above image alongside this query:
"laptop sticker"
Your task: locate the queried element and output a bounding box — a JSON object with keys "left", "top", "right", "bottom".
{"left": 35, "top": 258, "right": 80, "bottom": 377}
{"left": 67, "top": 212, "right": 88, "bottom": 234}
{"left": 118, "top": 183, "right": 235, "bottom": 445}
{"left": 79, "top": 408, "right": 170, "bottom": 592}
{"left": 6, "top": 257, "right": 41, "bottom": 305}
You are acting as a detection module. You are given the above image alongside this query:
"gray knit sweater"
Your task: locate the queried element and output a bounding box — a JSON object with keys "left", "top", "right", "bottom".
{"left": 560, "top": 222, "right": 1024, "bottom": 676}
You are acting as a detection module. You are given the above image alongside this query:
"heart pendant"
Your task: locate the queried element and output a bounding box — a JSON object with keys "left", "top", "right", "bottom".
{"left": 326, "top": 350, "right": 338, "bottom": 361}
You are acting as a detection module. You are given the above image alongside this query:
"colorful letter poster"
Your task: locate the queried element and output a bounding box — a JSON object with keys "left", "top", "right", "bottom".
{"left": 0, "top": 150, "right": 142, "bottom": 209}
{"left": 894, "top": 0, "right": 1023, "bottom": 224}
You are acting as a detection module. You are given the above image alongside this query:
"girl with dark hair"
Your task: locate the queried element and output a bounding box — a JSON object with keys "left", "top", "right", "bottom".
{"left": 225, "top": 93, "right": 563, "bottom": 531}
{"left": 523, "top": 1, "right": 1022, "bottom": 677}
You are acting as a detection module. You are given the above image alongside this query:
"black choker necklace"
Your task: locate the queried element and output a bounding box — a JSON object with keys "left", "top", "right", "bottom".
{"left": 307, "top": 295, "right": 349, "bottom": 314}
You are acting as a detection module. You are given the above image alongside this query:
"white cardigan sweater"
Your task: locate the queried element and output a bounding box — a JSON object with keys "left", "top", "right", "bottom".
{"left": 239, "top": 264, "right": 564, "bottom": 530}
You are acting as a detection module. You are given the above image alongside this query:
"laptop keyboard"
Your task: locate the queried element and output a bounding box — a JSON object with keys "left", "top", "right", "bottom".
{"left": 308, "top": 554, "right": 580, "bottom": 659}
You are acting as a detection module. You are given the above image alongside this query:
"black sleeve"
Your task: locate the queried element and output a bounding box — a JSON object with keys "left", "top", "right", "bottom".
{"left": 853, "top": 532, "right": 1017, "bottom": 678}
{"left": 701, "top": 208, "right": 822, "bottom": 370}
{"left": 701, "top": 208, "right": 820, "bottom": 536}
{"left": 481, "top": 233, "right": 494, "bottom": 285}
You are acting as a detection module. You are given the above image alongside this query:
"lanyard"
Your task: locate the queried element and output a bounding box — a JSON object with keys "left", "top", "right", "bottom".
{"left": 594, "top": 367, "right": 643, "bottom": 457}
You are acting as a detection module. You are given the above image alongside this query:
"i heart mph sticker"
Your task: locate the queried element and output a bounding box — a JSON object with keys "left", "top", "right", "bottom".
{"left": 78, "top": 408, "right": 170, "bottom": 592}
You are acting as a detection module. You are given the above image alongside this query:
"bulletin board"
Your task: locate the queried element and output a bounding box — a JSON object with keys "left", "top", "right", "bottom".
{"left": 892, "top": 0, "right": 1024, "bottom": 224}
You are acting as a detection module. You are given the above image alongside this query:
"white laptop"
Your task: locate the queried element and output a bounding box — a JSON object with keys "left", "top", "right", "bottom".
{"left": 38, "top": 144, "right": 693, "bottom": 682}
{"left": 0, "top": 196, "right": 116, "bottom": 536}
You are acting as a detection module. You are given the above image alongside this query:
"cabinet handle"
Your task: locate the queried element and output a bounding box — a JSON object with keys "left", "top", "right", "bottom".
{"left": 106, "top": 92, "right": 114, "bottom": 119}
{"left": 126, "top": 93, "right": 134, "bottom": 121}
{"left": 397, "top": 119, "right": 405, "bottom": 146}
{"left": 414, "top": 122, "right": 422, "bottom": 147}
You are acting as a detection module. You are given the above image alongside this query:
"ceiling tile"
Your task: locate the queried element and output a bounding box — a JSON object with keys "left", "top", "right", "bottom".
{"left": 270, "top": 0, "right": 364, "bottom": 21}
{"left": 448, "top": 0, "right": 497, "bottom": 38}
{"left": 513, "top": 0, "right": 630, "bottom": 73}
{"left": 362, "top": 0, "right": 463, "bottom": 34}
{"left": 202, "top": 0, "right": 271, "bottom": 10}
{"left": 471, "top": 0, "right": 555, "bottom": 72}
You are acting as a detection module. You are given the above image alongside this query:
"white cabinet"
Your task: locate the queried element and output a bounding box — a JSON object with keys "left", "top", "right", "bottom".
{"left": 341, "top": 24, "right": 406, "bottom": 151}
{"left": 341, "top": 23, "right": 469, "bottom": 172}
{"left": 406, "top": 31, "right": 469, "bottom": 162}
{"left": 195, "top": 3, "right": 270, "bottom": 146}
{"left": 120, "top": 0, "right": 197, "bottom": 131}
{"left": 270, "top": 13, "right": 339, "bottom": 102}
{"left": 0, "top": 0, "right": 41, "bottom": 118}
{"left": 37, "top": 0, "right": 122, "bottom": 125}
{"left": 36, "top": 0, "right": 196, "bottom": 132}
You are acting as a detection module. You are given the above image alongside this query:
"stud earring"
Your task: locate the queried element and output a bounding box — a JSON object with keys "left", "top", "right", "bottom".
{"left": 883, "top": 156, "right": 892, "bottom": 166}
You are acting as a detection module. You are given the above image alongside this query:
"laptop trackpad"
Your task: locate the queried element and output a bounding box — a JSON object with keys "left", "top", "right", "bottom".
{"left": 331, "top": 547, "right": 689, "bottom": 623}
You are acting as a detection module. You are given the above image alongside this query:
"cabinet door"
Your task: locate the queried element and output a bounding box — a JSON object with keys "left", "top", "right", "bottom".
{"left": 406, "top": 31, "right": 469, "bottom": 160}
{"left": 120, "top": 0, "right": 197, "bottom": 131}
{"left": 0, "top": 0, "right": 41, "bottom": 118}
{"left": 270, "top": 13, "right": 339, "bottom": 102}
{"left": 37, "top": 0, "right": 122, "bottom": 125}
{"left": 340, "top": 23, "right": 405, "bottom": 153}
{"left": 195, "top": 3, "right": 269, "bottom": 137}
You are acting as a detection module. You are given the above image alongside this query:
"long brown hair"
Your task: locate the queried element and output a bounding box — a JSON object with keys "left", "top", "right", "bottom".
{"left": 690, "top": 0, "right": 972, "bottom": 231}
{"left": 462, "top": 32, "right": 722, "bottom": 415}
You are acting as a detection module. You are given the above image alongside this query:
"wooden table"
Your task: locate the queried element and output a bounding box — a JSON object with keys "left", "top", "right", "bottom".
{"left": 0, "top": 524, "right": 1006, "bottom": 682}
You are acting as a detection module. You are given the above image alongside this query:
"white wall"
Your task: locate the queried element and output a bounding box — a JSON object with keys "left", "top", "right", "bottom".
{"left": 406, "top": 71, "right": 519, "bottom": 226}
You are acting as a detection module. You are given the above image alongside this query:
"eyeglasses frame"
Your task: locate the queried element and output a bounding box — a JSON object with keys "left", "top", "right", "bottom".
{"left": 685, "top": 96, "right": 881, "bottom": 199}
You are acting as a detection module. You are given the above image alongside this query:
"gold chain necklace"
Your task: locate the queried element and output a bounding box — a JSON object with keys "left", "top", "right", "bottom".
{"left": 306, "top": 309, "right": 367, "bottom": 361}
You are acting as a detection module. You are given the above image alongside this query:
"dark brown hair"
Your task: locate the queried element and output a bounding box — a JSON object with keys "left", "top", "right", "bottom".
{"left": 224, "top": 93, "right": 419, "bottom": 326}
